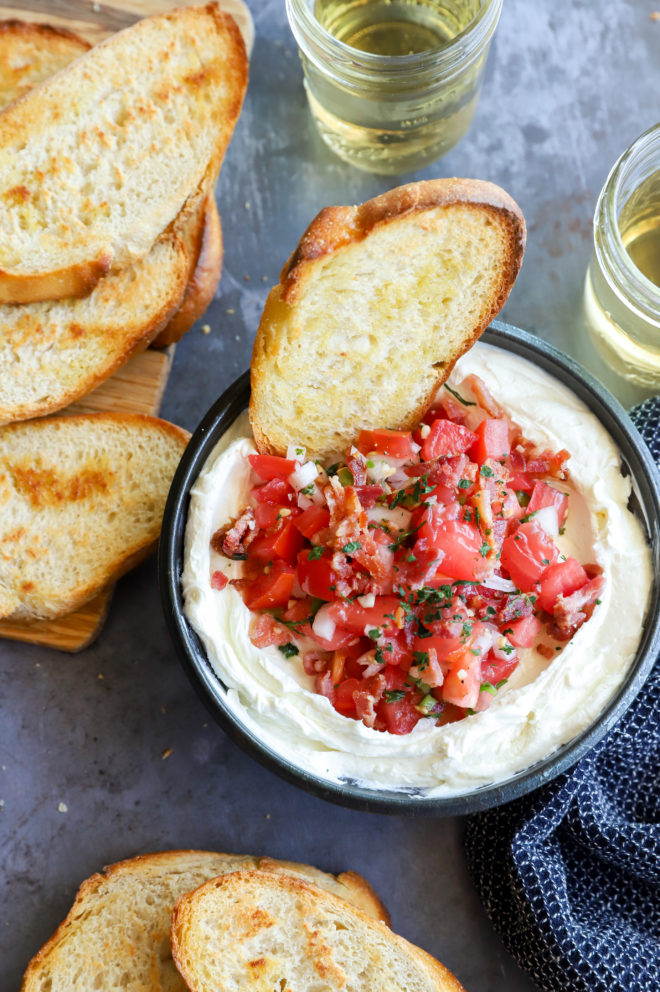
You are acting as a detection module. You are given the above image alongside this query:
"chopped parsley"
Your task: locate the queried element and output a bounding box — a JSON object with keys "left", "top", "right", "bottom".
{"left": 384, "top": 689, "right": 406, "bottom": 703}
{"left": 412, "top": 650, "right": 429, "bottom": 670}
{"left": 458, "top": 478, "right": 472, "bottom": 489}
{"left": 366, "top": 627, "right": 382, "bottom": 640}
{"left": 278, "top": 643, "right": 299, "bottom": 658}
{"left": 307, "top": 546, "right": 324, "bottom": 560}
{"left": 341, "top": 541, "right": 361, "bottom": 554}
{"left": 480, "top": 464, "right": 494, "bottom": 478}
{"left": 444, "top": 383, "right": 476, "bottom": 406}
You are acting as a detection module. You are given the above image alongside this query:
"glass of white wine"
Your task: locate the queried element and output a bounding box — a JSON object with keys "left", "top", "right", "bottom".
{"left": 584, "top": 123, "right": 660, "bottom": 387}
{"left": 286, "top": 0, "right": 503, "bottom": 174}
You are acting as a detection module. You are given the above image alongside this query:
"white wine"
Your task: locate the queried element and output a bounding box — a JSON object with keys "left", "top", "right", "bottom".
{"left": 287, "top": 0, "right": 500, "bottom": 174}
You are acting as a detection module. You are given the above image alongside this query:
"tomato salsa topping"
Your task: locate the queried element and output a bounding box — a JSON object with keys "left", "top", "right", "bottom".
{"left": 210, "top": 376, "right": 604, "bottom": 736}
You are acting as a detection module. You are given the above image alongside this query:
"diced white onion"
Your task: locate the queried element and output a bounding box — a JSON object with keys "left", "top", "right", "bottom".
{"left": 481, "top": 574, "right": 518, "bottom": 593}
{"left": 297, "top": 493, "right": 314, "bottom": 510}
{"left": 365, "top": 504, "right": 412, "bottom": 531}
{"left": 287, "top": 442, "right": 306, "bottom": 462}
{"left": 288, "top": 460, "right": 318, "bottom": 491}
{"left": 388, "top": 467, "right": 411, "bottom": 488}
{"left": 366, "top": 456, "right": 399, "bottom": 483}
{"left": 312, "top": 604, "right": 336, "bottom": 643}
{"left": 533, "top": 505, "right": 559, "bottom": 536}
{"left": 357, "top": 593, "right": 375, "bottom": 608}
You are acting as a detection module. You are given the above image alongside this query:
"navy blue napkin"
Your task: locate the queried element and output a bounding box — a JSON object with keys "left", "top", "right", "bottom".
{"left": 464, "top": 398, "right": 660, "bottom": 992}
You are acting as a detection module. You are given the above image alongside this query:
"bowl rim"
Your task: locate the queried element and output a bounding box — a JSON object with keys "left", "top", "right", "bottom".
{"left": 158, "top": 320, "right": 660, "bottom": 816}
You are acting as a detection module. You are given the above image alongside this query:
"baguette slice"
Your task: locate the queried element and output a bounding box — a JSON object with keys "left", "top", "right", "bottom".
{"left": 153, "top": 187, "right": 223, "bottom": 348}
{"left": 20, "top": 851, "right": 389, "bottom": 992}
{"left": 0, "top": 3, "right": 247, "bottom": 303}
{"left": 0, "top": 413, "right": 189, "bottom": 622}
{"left": 250, "top": 178, "right": 525, "bottom": 460}
{"left": 172, "top": 869, "right": 465, "bottom": 992}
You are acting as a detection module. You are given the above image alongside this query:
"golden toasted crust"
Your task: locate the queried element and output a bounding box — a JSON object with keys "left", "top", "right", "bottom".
{"left": 20, "top": 851, "right": 390, "bottom": 992}
{"left": 172, "top": 870, "right": 466, "bottom": 992}
{"left": 152, "top": 192, "right": 223, "bottom": 347}
{"left": 0, "top": 414, "right": 190, "bottom": 621}
{"left": 280, "top": 178, "right": 525, "bottom": 305}
{"left": 0, "top": 3, "right": 248, "bottom": 303}
{"left": 250, "top": 178, "right": 525, "bottom": 459}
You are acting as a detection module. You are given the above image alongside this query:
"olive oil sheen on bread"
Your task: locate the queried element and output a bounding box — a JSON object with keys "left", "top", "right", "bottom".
{"left": 286, "top": 0, "right": 502, "bottom": 173}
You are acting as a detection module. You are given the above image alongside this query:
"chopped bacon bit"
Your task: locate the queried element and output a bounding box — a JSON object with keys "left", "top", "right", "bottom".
{"left": 303, "top": 651, "right": 330, "bottom": 675}
{"left": 249, "top": 613, "right": 292, "bottom": 648}
{"left": 537, "top": 643, "right": 556, "bottom": 660}
{"left": 213, "top": 506, "right": 256, "bottom": 558}
{"left": 316, "top": 670, "right": 335, "bottom": 702}
{"left": 551, "top": 576, "right": 604, "bottom": 640}
{"left": 331, "top": 650, "right": 346, "bottom": 685}
{"left": 464, "top": 374, "right": 506, "bottom": 419}
{"left": 211, "top": 570, "right": 228, "bottom": 590}
{"left": 499, "top": 594, "right": 535, "bottom": 622}
{"left": 354, "top": 674, "right": 386, "bottom": 728}
{"left": 346, "top": 447, "right": 368, "bottom": 486}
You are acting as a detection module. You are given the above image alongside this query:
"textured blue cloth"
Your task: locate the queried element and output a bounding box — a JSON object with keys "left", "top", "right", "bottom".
{"left": 464, "top": 398, "right": 660, "bottom": 992}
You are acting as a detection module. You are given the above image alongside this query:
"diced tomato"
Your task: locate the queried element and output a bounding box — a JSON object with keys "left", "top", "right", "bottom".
{"left": 211, "top": 570, "right": 228, "bottom": 590}
{"left": 252, "top": 477, "right": 295, "bottom": 504}
{"left": 537, "top": 558, "right": 588, "bottom": 614}
{"left": 241, "top": 562, "right": 296, "bottom": 610}
{"left": 499, "top": 521, "right": 560, "bottom": 591}
{"left": 527, "top": 481, "right": 569, "bottom": 526}
{"left": 469, "top": 419, "right": 510, "bottom": 464}
{"left": 412, "top": 633, "right": 463, "bottom": 672}
{"left": 334, "top": 678, "right": 360, "bottom": 714}
{"left": 253, "top": 502, "right": 288, "bottom": 530}
{"left": 416, "top": 514, "right": 489, "bottom": 582}
{"left": 355, "top": 485, "right": 386, "bottom": 507}
{"left": 441, "top": 645, "right": 483, "bottom": 710}
{"left": 479, "top": 650, "right": 519, "bottom": 686}
{"left": 297, "top": 549, "right": 337, "bottom": 601}
{"left": 248, "top": 613, "right": 291, "bottom": 648}
{"left": 506, "top": 449, "right": 534, "bottom": 492}
{"left": 293, "top": 504, "right": 330, "bottom": 539}
{"left": 356, "top": 428, "right": 416, "bottom": 459}
{"left": 326, "top": 596, "right": 402, "bottom": 636}
{"left": 248, "top": 519, "right": 304, "bottom": 565}
{"left": 420, "top": 420, "right": 477, "bottom": 461}
{"left": 248, "top": 453, "right": 297, "bottom": 481}
{"left": 377, "top": 694, "right": 422, "bottom": 735}
{"left": 504, "top": 614, "right": 542, "bottom": 648}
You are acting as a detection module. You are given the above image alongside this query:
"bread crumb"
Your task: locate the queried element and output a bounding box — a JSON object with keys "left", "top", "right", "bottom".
{"left": 57, "top": 802, "right": 68, "bottom": 813}
{"left": 0, "top": 799, "right": 5, "bottom": 808}
{"left": 226, "top": 308, "right": 235, "bottom": 315}
{"left": 201, "top": 323, "right": 211, "bottom": 335}
{"left": 161, "top": 705, "right": 167, "bottom": 714}
{"left": 97, "top": 673, "right": 104, "bottom": 679}
{"left": 245, "top": 201, "right": 251, "bottom": 209}
{"left": 244, "top": 275, "right": 250, "bottom": 281}
{"left": 265, "top": 813, "right": 271, "bottom": 819}
{"left": 651, "top": 10, "right": 660, "bottom": 18}
{"left": 262, "top": 275, "right": 268, "bottom": 282}
{"left": 162, "top": 747, "right": 173, "bottom": 759}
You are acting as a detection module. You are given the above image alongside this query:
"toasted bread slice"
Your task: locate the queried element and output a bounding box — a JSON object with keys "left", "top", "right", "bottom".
{"left": 0, "top": 19, "right": 90, "bottom": 109}
{"left": 250, "top": 178, "right": 525, "bottom": 460}
{"left": 172, "top": 869, "right": 465, "bottom": 992}
{"left": 153, "top": 189, "right": 223, "bottom": 348}
{"left": 0, "top": 232, "right": 190, "bottom": 424}
{"left": 0, "top": 3, "right": 247, "bottom": 303}
{"left": 0, "top": 413, "right": 189, "bottom": 622}
{"left": 20, "top": 851, "right": 389, "bottom": 992}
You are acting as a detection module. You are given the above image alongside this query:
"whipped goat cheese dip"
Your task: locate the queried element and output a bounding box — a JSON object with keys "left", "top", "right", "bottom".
{"left": 182, "top": 342, "right": 653, "bottom": 797}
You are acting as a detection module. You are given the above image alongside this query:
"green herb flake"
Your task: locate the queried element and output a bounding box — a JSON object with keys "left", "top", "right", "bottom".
{"left": 479, "top": 541, "right": 490, "bottom": 558}
{"left": 341, "top": 541, "right": 361, "bottom": 554}
{"left": 307, "top": 546, "right": 324, "bottom": 560}
{"left": 444, "top": 383, "right": 476, "bottom": 406}
{"left": 326, "top": 462, "right": 341, "bottom": 476}
{"left": 301, "top": 483, "right": 315, "bottom": 496}
{"left": 412, "top": 650, "right": 430, "bottom": 671}
{"left": 278, "top": 643, "right": 299, "bottom": 658}
{"left": 384, "top": 689, "right": 406, "bottom": 703}
{"left": 366, "top": 627, "right": 382, "bottom": 641}
{"left": 480, "top": 464, "right": 494, "bottom": 478}
{"left": 458, "top": 478, "right": 472, "bottom": 490}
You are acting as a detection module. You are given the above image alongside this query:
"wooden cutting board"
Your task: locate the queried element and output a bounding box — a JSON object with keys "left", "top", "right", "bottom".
{"left": 0, "top": 0, "right": 253, "bottom": 652}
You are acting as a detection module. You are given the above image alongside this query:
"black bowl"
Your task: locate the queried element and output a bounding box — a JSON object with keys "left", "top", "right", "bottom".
{"left": 159, "top": 320, "right": 660, "bottom": 816}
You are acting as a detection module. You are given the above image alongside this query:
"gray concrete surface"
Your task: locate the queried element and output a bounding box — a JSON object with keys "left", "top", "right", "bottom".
{"left": 2, "top": 1, "right": 658, "bottom": 989}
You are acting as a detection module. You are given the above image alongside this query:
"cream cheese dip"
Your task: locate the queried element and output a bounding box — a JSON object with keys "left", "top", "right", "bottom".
{"left": 182, "top": 342, "right": 653, "bottom": 798}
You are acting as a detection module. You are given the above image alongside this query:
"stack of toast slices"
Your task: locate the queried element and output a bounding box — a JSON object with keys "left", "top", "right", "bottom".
{"left": 0, "top": 6, "right": 248, "bottom": 639}
{"left": 20, "top": 850, "right": 466, "bottom": 992}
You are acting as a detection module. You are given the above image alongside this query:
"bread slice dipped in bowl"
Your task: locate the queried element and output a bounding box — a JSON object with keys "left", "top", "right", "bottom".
{"left": 160, "top": 178, "right": 660, "bottom": 815}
